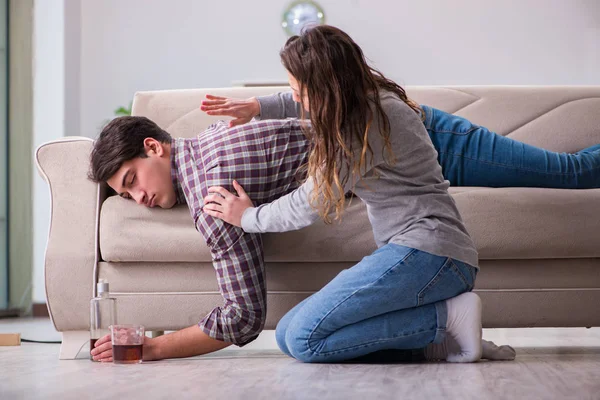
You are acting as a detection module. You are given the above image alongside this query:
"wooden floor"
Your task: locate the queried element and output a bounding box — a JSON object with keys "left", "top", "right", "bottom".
{"left": 1, "top": 319, "right": 599, "bottom": 400}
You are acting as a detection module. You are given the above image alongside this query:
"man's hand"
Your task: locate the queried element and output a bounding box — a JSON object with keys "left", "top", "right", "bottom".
{"left": 91, "top": 325, "right": 232, "bottom": 362}
{"left": 200, "top": 95, "right": 260, "bottom": 128}
{"left": 90, "top": 334, "right": 113, "bottom": 362}
{"left": 203, "top": 181, "right": 253, "bottom": 228}
{"left": 91, "top": 334, "right": 158, "bottom": 362}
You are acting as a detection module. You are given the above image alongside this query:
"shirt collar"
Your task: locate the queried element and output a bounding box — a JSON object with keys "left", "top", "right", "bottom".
{"left": 170, "top": 138, "right": 187, "bottom": 205}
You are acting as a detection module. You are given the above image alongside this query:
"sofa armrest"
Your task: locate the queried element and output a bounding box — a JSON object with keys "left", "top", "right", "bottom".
{"left": 35, "top": 137, "right": 102, "bottom": 331}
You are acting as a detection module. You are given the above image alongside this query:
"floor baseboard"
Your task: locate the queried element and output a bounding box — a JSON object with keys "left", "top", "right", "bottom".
{"left": 0, "top": 309, "right": 22, "bottom": 318}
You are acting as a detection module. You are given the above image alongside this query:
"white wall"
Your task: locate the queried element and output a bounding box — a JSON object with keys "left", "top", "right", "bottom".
{"left": 32, "top": 0, "right": 599, "bottom": 303}
{"left": 0, "top": 0, "right": 7, "bottom": 309}
{"left": 32, "top": 0, "right": 65, "bottom": 303}
{"left": 64, "top": 0, "right": 81, "bottom": 138}
{"left": 79, "top": 0, "right": 600, "bottom": 138}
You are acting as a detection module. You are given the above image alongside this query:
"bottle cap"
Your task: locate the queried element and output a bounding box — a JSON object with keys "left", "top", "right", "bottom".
{"left": 97, "top": 279, "right": 109, "bottom": 294}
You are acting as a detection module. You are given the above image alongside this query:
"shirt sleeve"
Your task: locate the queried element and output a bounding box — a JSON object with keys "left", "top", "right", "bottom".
{"left": 241, "top": 176, "right": 321, "bottom": 233}
{"left": 194, "top": 213, "right": 266, "bottom": 346}
{"left": 240, "top": 148, "right": 372, "bottom": 233}
{"left": 255, "top": 92, "right": 305, "bottom": 120}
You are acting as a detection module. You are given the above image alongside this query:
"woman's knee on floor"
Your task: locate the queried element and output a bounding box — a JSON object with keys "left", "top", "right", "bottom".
{"left": 275, "top": 318, "right": 292, "bottom": 357}
{"left": 284, "top": 319, "right": 325, "bottom": 363}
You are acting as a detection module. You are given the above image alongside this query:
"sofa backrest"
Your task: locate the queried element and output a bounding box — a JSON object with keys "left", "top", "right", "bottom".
{"left": 132, "top": 86, "right": 600, "bottom": 153}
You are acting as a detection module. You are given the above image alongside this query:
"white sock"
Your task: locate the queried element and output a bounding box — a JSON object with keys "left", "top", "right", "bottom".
{"left": 444, "top": 292, "right": 482, "bottom": 362}
{"left": 425, "top": 339, "right": 516, "bottom": 361}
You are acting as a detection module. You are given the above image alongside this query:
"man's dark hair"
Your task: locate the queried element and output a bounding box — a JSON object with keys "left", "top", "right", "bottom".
{"left": 89, "top": 116, "right": 172, "bottom": 183}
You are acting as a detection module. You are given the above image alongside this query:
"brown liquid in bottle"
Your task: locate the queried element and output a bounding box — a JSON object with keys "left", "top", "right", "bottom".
{"left": 113, "top": 344, "right": 143, "bottom": 364}
{"left": 90, "top": 338, "right": 98, "bottom": 361}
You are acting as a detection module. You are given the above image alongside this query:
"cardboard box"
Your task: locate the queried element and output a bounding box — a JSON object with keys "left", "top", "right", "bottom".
{"left": 0, "top": 333, "right": 21, "bottom": 346}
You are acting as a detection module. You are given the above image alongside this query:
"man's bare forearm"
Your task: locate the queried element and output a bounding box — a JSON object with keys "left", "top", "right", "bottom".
{"left": 145, "top": 325, "right": 231, "bottom": 360}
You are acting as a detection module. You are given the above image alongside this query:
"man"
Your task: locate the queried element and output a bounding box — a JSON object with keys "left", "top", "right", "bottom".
{"left": 88, "top": 114, "right": 514, "bottom": 362}
{"left": 89, "top": 115, "right": 309, "bottom": 361}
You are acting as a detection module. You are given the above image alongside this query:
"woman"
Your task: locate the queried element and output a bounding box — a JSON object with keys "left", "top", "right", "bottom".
{"left": 200, "top": 25, "right": 599, "bottom": 363}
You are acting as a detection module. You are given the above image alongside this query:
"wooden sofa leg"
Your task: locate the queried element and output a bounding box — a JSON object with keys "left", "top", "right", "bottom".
{"left": 60, "top": 331, "right": 90, "bottom": 360}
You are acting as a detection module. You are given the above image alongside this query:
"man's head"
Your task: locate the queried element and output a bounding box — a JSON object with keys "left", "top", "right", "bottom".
{"left": 89, "top": 116, "right": 178, "bottom": 209}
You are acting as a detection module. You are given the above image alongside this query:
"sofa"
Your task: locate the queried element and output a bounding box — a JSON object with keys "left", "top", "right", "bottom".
{"left": 36, "top": 86, "right": 600, "bottom": 359}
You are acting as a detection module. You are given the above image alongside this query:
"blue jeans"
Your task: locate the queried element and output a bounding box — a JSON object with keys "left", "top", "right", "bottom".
{"left": 422, "top": 105, "right": 600, "bottom": 188}
{"left": 275, "top": 244, "right": 477, "bottom": 363}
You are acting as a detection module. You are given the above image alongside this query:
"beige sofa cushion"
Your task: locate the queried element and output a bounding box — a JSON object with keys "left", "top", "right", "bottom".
{"left": 100, "top": 186, "right": 600, "bottom": 262}
{"left": 99, "top": 194, "right": 377, "bottom": 263}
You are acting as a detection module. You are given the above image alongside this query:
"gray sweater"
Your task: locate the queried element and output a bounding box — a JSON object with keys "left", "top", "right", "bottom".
{"left": 241, "top": 91, "right": 479, "bottom": 268}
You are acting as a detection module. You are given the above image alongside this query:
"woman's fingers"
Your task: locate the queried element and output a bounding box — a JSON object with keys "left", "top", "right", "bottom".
{"left": 207, "top": 186, "right": 234, "bottom": 199}
{"left": 205, "top": 94, "right": 227, "bottom": 100}
{"left": 201, "top": 100, "right": 227, "bottom": 107}
{"left": 201, "top": 106, "right": 230, "bottom": 114}
{"left": 200, "top": 96, "right": 256, "bottom": 128}
{"left": 203, "top": 193, "right": 223, "bottom": 205}
{"left": 203, "top": 203, "right": 222, "bottom": 213}
{"left": 201, "top": 104, "right": 225, "bottom": 110}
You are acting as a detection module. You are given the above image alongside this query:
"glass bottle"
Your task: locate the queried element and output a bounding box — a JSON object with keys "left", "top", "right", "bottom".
{"left": 89, "top": 279, "right": 117, "bottom": 361}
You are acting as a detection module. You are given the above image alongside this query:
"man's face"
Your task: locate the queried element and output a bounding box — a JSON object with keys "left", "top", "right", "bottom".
{"left": 106, "top": 138, "right": 177, "bottom": 209}
{"left": 287, "top": 71, "right": 310, "bottom": 112}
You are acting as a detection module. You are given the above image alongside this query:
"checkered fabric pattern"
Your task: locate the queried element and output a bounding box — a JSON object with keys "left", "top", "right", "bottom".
{"left": 170, "top": 119, "right": 310, "bottom": 345}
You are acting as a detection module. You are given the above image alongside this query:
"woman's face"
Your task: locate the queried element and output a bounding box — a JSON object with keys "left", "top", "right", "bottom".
{"left": 287, "top": 71, "right": 310, "bottom": 112}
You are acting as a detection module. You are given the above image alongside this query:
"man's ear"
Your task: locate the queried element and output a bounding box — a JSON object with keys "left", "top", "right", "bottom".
{"left": 143, "top": 138, "right": 163, "bottom": 156}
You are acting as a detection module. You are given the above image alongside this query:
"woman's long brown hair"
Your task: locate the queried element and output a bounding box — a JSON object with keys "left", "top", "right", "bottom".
{"left": 280, "top": 25, "right": 422, "bottom": 223}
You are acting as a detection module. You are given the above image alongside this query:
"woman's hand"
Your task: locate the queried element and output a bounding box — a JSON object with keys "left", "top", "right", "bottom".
{"left": 203, "top": 180, "right": 253, "bottom": 227}
{"left": 200, "top": 95, "right": 260, "bottom": 127}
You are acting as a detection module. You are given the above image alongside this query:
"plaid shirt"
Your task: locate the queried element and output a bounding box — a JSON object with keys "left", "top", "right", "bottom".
{"left": 170, "top": 119, "right": 310, "bottom": 346}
